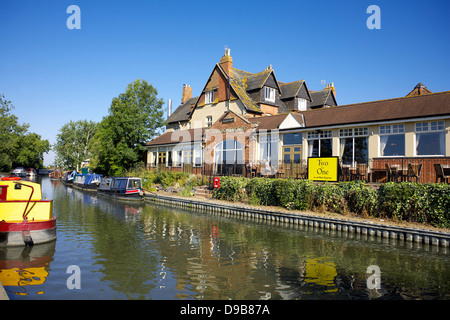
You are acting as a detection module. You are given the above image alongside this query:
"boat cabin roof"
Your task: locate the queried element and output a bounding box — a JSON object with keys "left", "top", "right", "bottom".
{"left": 0, "top": 180, "right": 43, "bottom": 201}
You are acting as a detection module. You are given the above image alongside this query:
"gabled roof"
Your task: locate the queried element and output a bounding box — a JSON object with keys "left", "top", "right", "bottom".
{"left": 279, "top": 80, "right": 312, "bottom": 101}
{"left": 191, "top": 63, "right": 263, "bottom": 115}
{"left": 226, "top": 66, "right": 263, "bottom": 113}
{"left": 244, "top": 68, "right": 282, "bottom": 93}
{"left": 405, "top": 82, "right": 433, "bottom": 97}
{"left": 309, "top": 89, "right": 337, "bottom": 108}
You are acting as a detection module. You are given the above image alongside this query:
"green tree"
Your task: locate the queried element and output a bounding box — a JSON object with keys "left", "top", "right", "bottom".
{"left": 91, "top": 79, "right": 165, "bottom": 175}
{"left": 54, "top": 120, "right": 98, "bottom": 171}
{"left": 14, "top": 132, "right": 51, "bottom": 169}
{"left": 0, "top": 94, "right": 49, "bottom": 171}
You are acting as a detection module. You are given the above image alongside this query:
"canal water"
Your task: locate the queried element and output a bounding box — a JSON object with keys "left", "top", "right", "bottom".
{"left": 1, "top": 176, "right": 449, "bottom": 300}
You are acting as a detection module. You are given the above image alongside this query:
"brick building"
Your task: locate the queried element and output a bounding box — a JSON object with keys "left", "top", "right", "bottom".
{"left": 145, "top": 50, "right": 450, "bottom": 183}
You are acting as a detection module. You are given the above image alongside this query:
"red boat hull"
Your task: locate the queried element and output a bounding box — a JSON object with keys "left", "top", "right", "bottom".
{"left": 0, "top": 217, "right": 57, "bottom": 246}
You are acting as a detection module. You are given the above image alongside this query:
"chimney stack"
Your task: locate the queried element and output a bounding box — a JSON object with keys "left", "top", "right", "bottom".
{"left": 181, "top": 84, "right": 192, "bottom": 103}
{"left": 325, "top": 82, "right": 336, "bottom": 97}
{"left": 220, "top": 48, "right": 233, "bottom": 78}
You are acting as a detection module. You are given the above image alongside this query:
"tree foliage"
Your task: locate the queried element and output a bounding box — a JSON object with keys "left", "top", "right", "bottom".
{"left": 91, "top": 79, "right": 165, "bottom": 176}
{"left": 54, "top": 120, "right": 98, "bottom": 171}
{"left": 0, "top": 94, "right": 50, "bottom": 171}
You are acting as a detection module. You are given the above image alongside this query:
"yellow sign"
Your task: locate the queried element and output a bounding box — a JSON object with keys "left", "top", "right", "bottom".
{"left": 308, "top": 157, "right": 339, "bottom": 182}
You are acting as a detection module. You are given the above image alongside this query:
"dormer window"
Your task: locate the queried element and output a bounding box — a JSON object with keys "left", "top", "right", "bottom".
{"left": 205, "top": 91, "right": 214, "bottom": 104}
{"left": 297, "top": 98, "right": 307, "bottom": 111}
{"left": 264, "top": 87, "right": 276, "bottom": 103}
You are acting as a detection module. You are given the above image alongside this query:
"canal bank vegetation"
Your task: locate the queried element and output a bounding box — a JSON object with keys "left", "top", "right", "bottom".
{"left": 212, "top": 177, "right": 450, "bottom": 229}
{"left": 54, "top": 120, "right": 98, "bottom": 171}
{"left": 126, "top": 166, "right": 207, "bottom": 196}
{"left": 0, "top": 93, "right": 50, "bottom": 171}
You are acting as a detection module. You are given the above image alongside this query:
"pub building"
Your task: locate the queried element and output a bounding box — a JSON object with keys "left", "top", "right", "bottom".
{"left": 145, "top": 50, "right": 450, "bottom": 184}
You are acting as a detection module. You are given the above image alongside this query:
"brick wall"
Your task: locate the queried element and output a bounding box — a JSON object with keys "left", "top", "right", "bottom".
{"left": 371, "top": 157, "right": 450, "bottom": 183}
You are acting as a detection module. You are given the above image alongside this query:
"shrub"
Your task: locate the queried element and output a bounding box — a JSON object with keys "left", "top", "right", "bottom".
{"left": 340, "top": 181, "right": 379, "bottom": 216}
{"left": 378, "top": 182, "right": 450, "bottom": 228}
{"left": 211, "top": 177, "right": 450, "bottom": 228}
{"left": 212, "top": 176, "right": 248, "bottom": 202}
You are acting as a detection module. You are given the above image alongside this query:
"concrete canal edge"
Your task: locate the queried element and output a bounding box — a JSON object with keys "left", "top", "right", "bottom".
{"left": 144, "top": 192, "right": 450, "bottom": 249}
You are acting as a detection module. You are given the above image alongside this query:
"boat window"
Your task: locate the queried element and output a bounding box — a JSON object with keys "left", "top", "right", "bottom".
{"left": 114, "top": 179, "right": 127, "bottom": 189}
{"left": 127, "top": 179, "right": 141, "bottom": 189}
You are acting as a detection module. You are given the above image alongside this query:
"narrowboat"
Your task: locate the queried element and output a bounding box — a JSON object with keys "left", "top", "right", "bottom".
{"left": 97, "top": 177, "right": 144, "bottom": 201}
{"left": 0, "top": 177, "right": 56, "bottom": 246}
{"left": 11, "top": 167, "right": 27, "bottom": 177}
{"left": 62, "top": 170, "right": 77, "bottom": 185}
{"left": 73, "top": 173, "right": 103, "bottom": 191}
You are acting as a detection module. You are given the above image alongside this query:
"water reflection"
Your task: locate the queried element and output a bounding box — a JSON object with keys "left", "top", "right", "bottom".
{"left": 0, "top": 242, "right": 55, "bottom": 296}
{"left": 1, "top": 177, "right": 449, "bottom": 300}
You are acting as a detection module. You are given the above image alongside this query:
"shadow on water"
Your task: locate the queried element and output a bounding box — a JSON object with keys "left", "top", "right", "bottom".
{"left": 1, "top": 176, "right": 449, "bottom": 300}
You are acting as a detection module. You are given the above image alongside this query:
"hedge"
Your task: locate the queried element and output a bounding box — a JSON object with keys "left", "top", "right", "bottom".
{"left": 212, "top": 177, "right": 450, "bottom": 228}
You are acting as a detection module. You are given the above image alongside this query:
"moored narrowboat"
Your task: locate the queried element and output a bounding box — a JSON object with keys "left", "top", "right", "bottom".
{"left": 62, "top": 170, "right": 77, "bottom": 185}
{"left": 98, "top": 177, "right": 144, "bottom": 201}
{"left": 73, "top": 173, "right": 103, "bottom": 191}
{"left": 11, "top": 167, "right": 27, "bottom": 177}
{"left": 0, "top": 177, "right": 56, "bottom": 246}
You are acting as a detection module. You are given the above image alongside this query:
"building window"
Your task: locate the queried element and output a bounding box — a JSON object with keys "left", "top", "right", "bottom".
{"left": 205, "top": 91, "right": 214, "bottom": 104}
{"left": 283, "top": 132, "right": 303, "bottom": 145}
{"left": 297, "top": 98, "right": 307, "bottom": 111}
{"left": 260, "top": 134, "right": 279, "bottom": 166}
{"left": 339, "top": 127, "right": 368, "bottom": 166}
{"left": 158, "top": 152, "right": 166, "bottom": 165}
{"left": 307, "top": 130, "right": 332, "bottom": 157}
{"left": 283, "top": 146, "right": 302, "bottom": 164}
{"left": 415, "top": 121, "right": 445, "bottom": 156}
{"left": 174, "top": 150, "right": 182, "bottom": 167}
{"left": 264, "top": 87, "right": 276, "bottom": 103}
{"left": 214, "top": 139, "right": 244, "bottom": 175}
{"left": 183, "top": 150, "right": 192, "bottom": 165}
{"left": 206, "top": 116, "right": 213, "bottom": 127}
{"left": 193, "top": 143, "right": 202, "bottom": 167}
{"left": 152, "top": 151, "right": 157, "bottom": 166}
{"left": 380, "top": 124, "right": 405, "bottom": 156}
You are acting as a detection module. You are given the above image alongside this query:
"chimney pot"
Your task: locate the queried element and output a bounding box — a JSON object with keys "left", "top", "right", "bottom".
{"left": 181, "top": 84, "right": 192, "bottom": 103}
{"left": 220, "top": 49, "right": 233, "bottom": 78}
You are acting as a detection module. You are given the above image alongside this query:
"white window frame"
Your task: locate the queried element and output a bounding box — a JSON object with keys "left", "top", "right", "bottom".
{"left": 259, "top": 134, "right": 279, "bottom": 165}
{"left": 297, "top": 98, "right": 307, "bottom": 111}
{"left": 379, "top": 124, "right": 405, "bottom": 157}
{"left": 307, "top": 130, "right": 332, "bottom": 140}
{"left": 307, "top": 130, "right": 332, "bottom": 157}
{"left": 205, "top": 91, "right": 214, "bottom": 104}
{"left": 193, "top": 143, "right": 202, "bottom": 167}
{"left": 339, "top": 127, "right": 369, "bottom": 166}
{"left": 264, "top": 87, "right": 276, "bottom": 103}
{"left": 206, "top": 116, "right": 213, "bottom": 127}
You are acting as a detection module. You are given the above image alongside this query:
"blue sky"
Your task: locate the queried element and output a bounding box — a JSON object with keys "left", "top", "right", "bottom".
{"left": 1, "top": 0, "right": 449, "bottom": 165}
